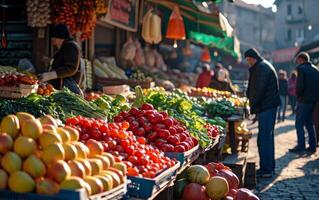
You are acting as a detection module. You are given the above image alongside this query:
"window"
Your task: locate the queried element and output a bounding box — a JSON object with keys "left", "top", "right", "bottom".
{"left": 298, "top": 5, "right": 303, "bottom": 14}
{"left": 296, "top": 28, "right": 304, "bottom": 40}
{"left": 287, "top": 4, "right": 292, "bottom": 15}
{"left": 287, "top": 29, "right": 292, "bottom": 41}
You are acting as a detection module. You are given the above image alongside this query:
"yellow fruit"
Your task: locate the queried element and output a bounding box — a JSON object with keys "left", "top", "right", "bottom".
{"left": 60, "top": 176, "right": 91, "bottom": 195}
{"left": 72, "top": 142, "right": 89, "bottom": 159}
{"left": 84, "top": 176, "right": 103, "bottom": 195}
{"left": 86, "top": 139, "right": 104, "bottom": 157}
{"left": 47, "top": 160, "right": 71, "bottom": 183}
{"left": 36, "top": 178, "right": 59, "bottom": 195}
{"left": 38, "top": 130, "right": 62, "bottom": 148}
{"left": 102, "top": 152, "right": 115, "bottom": 167}
{"left": 1, "top": 115, "right": 20, "bottom": 139}
{"left": 63, "top": 126, "right": 79, "bottom": 141}
{"left": 57, "top": 127, "right": 71, "bottom": 143}
{"left": 23, "top": 155, "right": 46, "bottom": 178}
{"left": 21, "top": 118, "right": 43, "bottom": 140}
{"left": 0, "top": 133, "right": 13, "bottom": 154}
{"left": 95, "top": 175, "right": 113, "bottom": 191}
{"left": 1, "top": 152, "right": 22, "bottom": 174}
{"left": 93, "top": 155, "right": 110, "bottom": 170}
{"left": 42, "top": 124, "right": 57, "bottom": 132}
{"left": 0, "top": 169, "right": 8, "bottom": 189}
{"left": 39, "top": 115, "right": 58, "bottom": 127}
{"left": 77, "top": 159, "right": 92, "bottom": 177}
{"left": 63, "top": 143, "right": 78, "bottom": 161}
{"left": 13, "top": 136, "right": 37, "bottom": 158}
{"left": 113, "top": 162, "right": 127, "bottom": 175}
{"left": 100, "top": 170, "right": 121, "bottom": 187}
{"left": 205, "top": 176, "right": 229, "bottom": 200}
{"left": 40, "top": 143, "right": 65, "bottom": 166}
{"left": 68, "top": 160, "right": 86, "bottom": 178}
{"left": 8, "top": 171, "right": 35, "bottom": 193}
{"left": 16, "top": 112, "right": 35, "bottom": 127}
{"left": 88, "top": 159, "right": 103, "bottom": 175}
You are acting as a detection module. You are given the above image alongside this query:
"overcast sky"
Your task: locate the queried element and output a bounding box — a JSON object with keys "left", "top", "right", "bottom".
{"left": 241, "top": 0, "right": 276, "bottom": 8}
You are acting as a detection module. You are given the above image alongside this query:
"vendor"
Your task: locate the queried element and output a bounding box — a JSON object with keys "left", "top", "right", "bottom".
{"left": 210, "top": 66, "right": 236, "bottom": 94}
{"left": 38, "top": 24, "right": 83, "bottom": 95}
{"left": 196, "top": 63, "right": 214, "bottom": 88}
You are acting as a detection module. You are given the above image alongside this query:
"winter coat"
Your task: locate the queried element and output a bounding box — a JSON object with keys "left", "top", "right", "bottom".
{"left": 247, "top": 59, "right": 281, "bottom": 114}
{"left": 296, "top": 62, "right": 319, "bottom": 103}
{"left": 278, "top": 79, "right": 288, "bottom": 96}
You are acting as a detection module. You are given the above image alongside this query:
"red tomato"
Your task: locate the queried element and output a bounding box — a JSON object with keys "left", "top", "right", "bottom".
{"left": 99, "top": 124, "right": 109, "bottom": 132}
{"left": 135, "top": 110, "right": 146, "bottom": 118}
{"left": 168, "top": 127, "right": 177, "bottom": 135}
{"left": 89, "top": 128, "right": 102, "bottom": 140}
{"left": 178, "top": 133, "right": 188, "bottom": 142}
{"left": 155, "top": 138, "right": 167, "bottom": 148}
{"left": 134, "top": 151, "right": 144, "bottom": 159}
{"left": 146, "top": 131, "right": 158, "bottom": 142}
{"left": 176, "top": 126, "right": 184, "bottom": 133}
{"left": 80, "top": 133, "right": 90, "bottom": 141}
{"left": 163, "top": 118, "right": 173, "bottom": 128}
{"left": 125, "top": 116, "right": 135, "bottom": 123}
{"left": 121, "top": 121, "right": 130, "bottom": 130}
{"left": 141, "top": 103, "right": 154, "bottom": 110}
{"left": 121, "top": 139, "right": 130, "bottom": 148}
{"left": 129, "top": 107, "right": 139, "bottom": 116}
{"left": 158, "top": 130, "right": 170, "bottom": 140}
{"left": 159, "top": 111, "right": 169, "bottom": 119}
{"left": 167, "top": 135, "right": 180, "bottom": 145}
{"left": 124, "top": 146, "right": 135, "bottom": 155}
{"left": 191, "top": 137, "right": 199, "bottom": 146}
{"left": 137, "top": 116, "right": 148, "bottom": 126}
{"left": 138, "top": 157, "right": 149, "bottom": 166}
{"left": 142, "top": 171, "right": 156, "bottom": 178}
{"left": 143, "top": 122, "right": 153, "bottom": 132}
{"left": 120, "top": 111, "right": 130, "bottom": 118}
{"left": 127, "top": 167, "right": 139, "bottom": 176}
{"left": 180, "top": 141, "right": 191, "bottom": 151}
{"left": 130, "top": 121, "right": 139, "bottom": 130}
{"left": 161, "top": 144, "right": 174, "bottom": 152}
{"left": 107, "top": 140, "right": 117, "bottom": 150}
{"left": 149, "top": 152, "right": 159, "bottom": 162}
{"left": 136, "top": 165, "right": 147, "bottom": 174}
{"left": 137, "top": 137, "right": 147, "bottom": 144}
{"left": 66, "top": 118, "right": 79, "bottom": 125}
{"left": 128, "top": 156, "right": 138, "bottom": 164}
{"left": 113, "top": 116, "right": 124, "bottom": 123}
{"left": 153, "top": 123, "right": 166, "bottom": 132}
{"left": 115, "top": 145, "right": 125, "bottom": 153}
{"left": 135, "top": 127, "right": 145, "bottom": 136}
{"left": 118, "top": 130, "right": 128, "bottom": 139}
{"left": 174, "top": 145, "right": 186, "bottom": 152}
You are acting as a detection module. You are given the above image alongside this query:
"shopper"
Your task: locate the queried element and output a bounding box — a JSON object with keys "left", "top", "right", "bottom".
{"left": 210, "top": 67, "right": 236, "bottom": 93}
{"left": 245, "top": 48, "right": 281, "bottom": 178}
{"left": 288, "top": 71, "right": 297, "bottom": 115}
{"left": 38, "top": 24, "right": 83, "bottom": 96}
{"left": 277, "top": 70, "right": 288, "bottom": 122}
{"left": 290, "top": 52, "right": 319, "bottom": 154}
{"left": 196, "top": 64, "right": 214, "bottom": 88}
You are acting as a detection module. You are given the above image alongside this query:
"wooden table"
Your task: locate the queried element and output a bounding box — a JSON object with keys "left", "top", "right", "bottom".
{"left": 227, "top": 115, "right": 244, "bottom": 154}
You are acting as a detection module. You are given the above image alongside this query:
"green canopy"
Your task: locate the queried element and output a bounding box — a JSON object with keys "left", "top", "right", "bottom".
{"left": 147, "top": 0, "right": 239, "bottom": 59}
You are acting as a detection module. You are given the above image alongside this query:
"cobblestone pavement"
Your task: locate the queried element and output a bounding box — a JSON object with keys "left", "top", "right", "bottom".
{"left": 247, "top": 113, "right": 319, "bottom": 200}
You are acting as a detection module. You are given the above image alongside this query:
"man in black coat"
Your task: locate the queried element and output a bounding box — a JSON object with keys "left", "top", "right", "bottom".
{"left": 290, "top": 52, "right": 319, "bottom": 154}
{"left": 245, "top": 48, "right": 281, "bottom": 178}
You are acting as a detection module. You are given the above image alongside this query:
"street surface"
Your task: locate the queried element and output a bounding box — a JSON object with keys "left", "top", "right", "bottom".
{"left": 248, "top": 113, "right": 319, "bottom": 199}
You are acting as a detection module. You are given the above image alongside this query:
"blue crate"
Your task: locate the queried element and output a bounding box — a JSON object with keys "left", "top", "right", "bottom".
{"left": 164, "top": 144, "right": 199, "bottom": 169}
{"left": 0, "top": 182, "right": 127, "bottom": 200}
{"left": 127, "top": 162, "right": 180, "bottom": 199}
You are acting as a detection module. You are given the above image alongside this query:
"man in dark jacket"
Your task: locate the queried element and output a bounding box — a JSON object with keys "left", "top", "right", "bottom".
{"left": 39, "top": 24, "right": 83, "bottom": 95}
{"left": 290, "top": 52, "right": 319, "bottom": 154}
{"left": 245, "top": 48, "right": 281, "bottom": 178}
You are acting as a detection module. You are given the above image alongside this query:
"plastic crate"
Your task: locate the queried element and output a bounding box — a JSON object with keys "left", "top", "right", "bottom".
{"left": 0, "top": 182, "right": 127, "bottom": 200}
{"left": 127, "top": 162, "right": 180, "bottom": 199}
{"left": 164, "top": 144, "right": 199, "bottom": 172}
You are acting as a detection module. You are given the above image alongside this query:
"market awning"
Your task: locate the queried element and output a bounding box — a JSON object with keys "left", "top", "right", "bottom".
{"left": 147, "top": 0, "right": 234, "bottom": 38}
{"left": 189, "top": 31, "right": 241, "bottom": 59}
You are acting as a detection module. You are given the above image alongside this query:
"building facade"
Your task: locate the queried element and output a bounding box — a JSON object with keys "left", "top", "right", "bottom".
{"left": 220, "top": 0, "right": 276, "bottom": 60}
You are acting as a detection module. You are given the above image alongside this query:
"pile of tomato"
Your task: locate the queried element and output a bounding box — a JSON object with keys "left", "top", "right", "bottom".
{"left": 66, "top": 116, "right": 177, "bottom": 178}
{"left": 204, "top": 124, "right": 220, "bottom": 138}
{"left": 113, "top": 103, "right": 199, "bottom": 153}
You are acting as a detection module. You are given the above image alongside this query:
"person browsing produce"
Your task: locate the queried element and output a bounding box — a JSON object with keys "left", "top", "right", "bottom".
{"left": 38, "top": 24, "right": 83, "bottom": 95}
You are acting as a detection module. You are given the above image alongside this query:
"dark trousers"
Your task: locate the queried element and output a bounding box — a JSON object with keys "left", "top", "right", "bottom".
{"left": 295, "top": 102, "right": 317, "bottom": 150}
{"left": 289, "top": 95, "right": 297, "bottom": 114}
{"left": 257, "top": 107, "right": 277, "bottom": 173}
{"left": 277, "top": 95, "right": 287, "bottom": 121}
{"left": 313, "top": 102, "right": 319, "bottom": 145}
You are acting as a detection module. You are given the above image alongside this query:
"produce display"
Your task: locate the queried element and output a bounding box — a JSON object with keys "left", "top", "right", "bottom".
{"left": 65, "top": 116, "right": 177, "bottom": 178}
{"left": 205, "top": 99, "right": 237, "bottom": 118}
{"left": 93, "top": 58, "right": 128, "bottom": 80}
{"left": 114, "top": 103, "right": 199, "bottom": 153}
{"left": 0, "top": 72, "right": 38, "bottom": 86}
{"left": 51, "top": 0, "right": 97, "bottom": 40}
{"left": 26, "top": 0, "right": 51, "bottom": 27}
{"left": 0, "top": 112, "right": 126, "bottom": 196}
{"left": 37, "top": 83, "right": 55, "bottom": 96}
{"left": 0, "top": 89, "right": 106, "bottom": 122}
{"left": 236, "top": 122, "right": 250, "bottom": 135}
{"left": 174, "top": 163, "right": 259, "bottom": 200}
{"left": 141, "top": 88, "right": 219, "bottom": 148}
